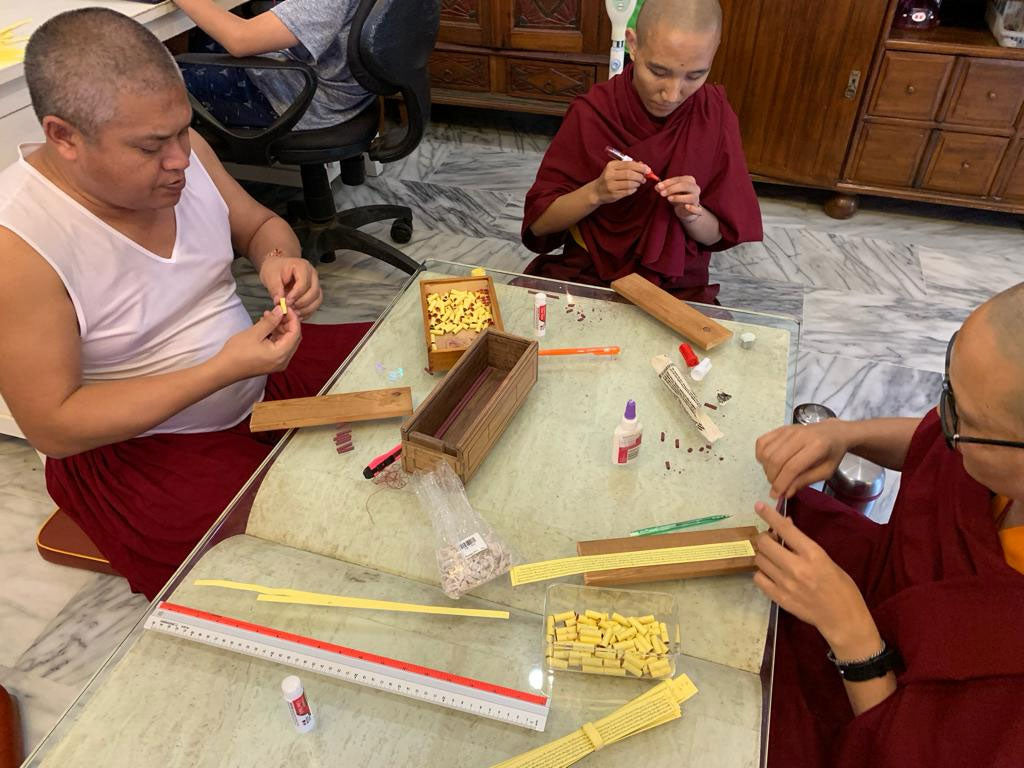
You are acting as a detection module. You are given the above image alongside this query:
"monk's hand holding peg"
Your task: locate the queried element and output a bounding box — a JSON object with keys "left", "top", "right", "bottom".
{"left": 591, "top": 160, "right": 653, "bottom": 204}
{"left": 755, "top": 421, "right": 851, "bottom": 500}
{"left": 656, "top": 175, "right": 703, "bottom": 222}
{"left": 751, "top": 501, "right": 882, "bottom": 660}
{"left": 217, "top": 304, "right": 302, "bottom": 379}
{"left": 258, "top": 248, "right": 323, "bottom": 320}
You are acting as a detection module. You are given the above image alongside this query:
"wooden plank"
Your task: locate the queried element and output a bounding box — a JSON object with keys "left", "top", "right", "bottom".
{"left": 610, "top": 273, "right": 733, "bottom": 351}
{"left": 249, "top": 388, "right": 413, "bottom": 432}
{"left": 576, "top": 526, "right": 758, "bottom": 586}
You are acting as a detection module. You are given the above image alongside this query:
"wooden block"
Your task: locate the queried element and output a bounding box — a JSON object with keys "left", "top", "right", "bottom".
{"left": 610, "top": 273, "right": 732, "bottom": 351}
{"left": 249, "top": 388, "right": 413, "bottom": 432}
{"left": 576, "top": 526, "right": 758, "bottom": 586}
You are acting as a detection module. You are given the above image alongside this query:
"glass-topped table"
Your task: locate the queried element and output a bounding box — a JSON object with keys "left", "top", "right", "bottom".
{"left": 26, "top": 260, "right": 798, "bottom": 768}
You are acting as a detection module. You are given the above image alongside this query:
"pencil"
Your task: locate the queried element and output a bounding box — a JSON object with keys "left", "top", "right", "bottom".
{"left": 539, "top": 346, "right": 620, "bottom": 357}
{"left": 629, "top": 514, "right": 730, "bottom": 537}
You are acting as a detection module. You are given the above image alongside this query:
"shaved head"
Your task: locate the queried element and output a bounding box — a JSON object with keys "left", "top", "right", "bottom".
{"left": 24, "top": 8, "right": 183, "bottom": 137}
{"left": 982, "top": 282, "right": 1024, "bottom": 367}
{"left": 978, "top": 283, "right": 1024, "bottom": 421}
{"left": 635, "top": 0, "right": 722, "bottom": 47}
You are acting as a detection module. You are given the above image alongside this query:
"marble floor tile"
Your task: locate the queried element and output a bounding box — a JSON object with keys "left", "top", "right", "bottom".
{"left": 0, "top": 489, "right": 93, "bottom": 668}
{"left": 337, "top": 176, "right": 515, "bottom": 241}
{"left": 756, "top": 185, "right": 1023, "bottom": 260}
{"left": 380, "top": 138, "right": 454, "bottom": 183}
{"left": 717, "top": 227, "right": 928, "bottom": 298}
{"left": 425, "top": 145, "right": 543, "bottom": 197}
{"left": 800, "top": 288, "right": 975, "bottom": 373}
{"left": 710, "top": 272, "right": 805, "bottom": 320}
{"left": 0, "top": 666, "right": 81, "bottom": 757}
{"left": 14, "top": 574, "right": 147, "bottom": 689}
{"left": 426, "top": 108, "right": 560, "bottom": 154}
{"left": 794, "top": 350, "right": 942, "bottom": 422}
{"left": 919, "top": 245, "right": 1024, "bottom": 299}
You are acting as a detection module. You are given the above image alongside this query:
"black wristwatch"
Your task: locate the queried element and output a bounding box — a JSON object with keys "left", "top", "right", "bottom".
{"left": 827, "top": 641, "right": 902, "bottom": 682}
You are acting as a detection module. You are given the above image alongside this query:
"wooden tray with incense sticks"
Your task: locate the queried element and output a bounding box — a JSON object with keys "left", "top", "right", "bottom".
{"left": 576, "top": 526, "right": 758, "bottom": 586}
{"left": 401, "top": 328, "right": 537, "bottom": 484}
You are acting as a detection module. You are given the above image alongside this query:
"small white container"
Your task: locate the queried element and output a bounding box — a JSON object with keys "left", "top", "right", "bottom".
{"left": 534, "top": 293, "right": 547, "bottom": 337}
{"left": 281, "top": 675, "right": 316, "bottom": 733}
{"left": 611, "top": 399, "right": 643, "bottom": 465}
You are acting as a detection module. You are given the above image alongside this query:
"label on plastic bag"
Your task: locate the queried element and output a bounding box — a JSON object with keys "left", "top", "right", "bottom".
{"left": 457, "top": 532, "right": 488, "bottom": 558}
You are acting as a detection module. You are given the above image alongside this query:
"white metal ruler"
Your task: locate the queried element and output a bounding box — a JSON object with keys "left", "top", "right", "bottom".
{"left": 145, "top": 601, "right": 549, "bottom": 731}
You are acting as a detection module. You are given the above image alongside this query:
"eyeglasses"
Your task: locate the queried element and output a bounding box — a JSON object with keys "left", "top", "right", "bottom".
{"left": 939, "top": 331, "right": 1024, "bottom": 451}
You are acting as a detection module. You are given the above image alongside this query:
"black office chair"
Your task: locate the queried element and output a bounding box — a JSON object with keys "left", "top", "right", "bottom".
{"left": 176, "top": 0, "right": 440, "bottom": 274}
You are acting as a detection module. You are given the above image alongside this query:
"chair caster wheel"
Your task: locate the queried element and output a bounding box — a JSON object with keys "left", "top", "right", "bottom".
{"left": 319, "top": 251, "right": 337, "bottom": 264}
{"left": 390, "top": 218, "right": 413, "bottom": 244}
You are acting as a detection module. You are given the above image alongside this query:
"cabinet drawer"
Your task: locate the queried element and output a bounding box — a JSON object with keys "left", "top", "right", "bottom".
{"left": 945, "top": 59, "right": 1024, "bottom": 129}
{"left": 996, "top": 141, "right": 1024, "bottom": 203}
{"left": 920, "top": 132, "right": 1008, "bottom": 196}
{"left": 505, "top": 59, "right": 594, "bottom": 102}
{"left": 847, "top": 123, "right": 931, "bottom": 187}
{"left": 869, "top": 52, "right": 954, "bottom": 121}
{"left": 429, "top": 52, "right": 491, "bottom": 92}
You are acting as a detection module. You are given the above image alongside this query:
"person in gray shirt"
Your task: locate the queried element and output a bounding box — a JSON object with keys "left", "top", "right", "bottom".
{"left": 173, "top": 0, "right": 375, "bottom": 130}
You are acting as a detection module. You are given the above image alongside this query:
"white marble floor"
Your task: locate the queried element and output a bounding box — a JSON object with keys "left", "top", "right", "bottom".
{"left": 1, "top": 106, "right": 1021, "bottom": 759}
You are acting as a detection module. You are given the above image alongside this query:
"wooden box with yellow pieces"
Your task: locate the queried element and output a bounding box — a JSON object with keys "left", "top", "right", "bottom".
{"left": 420, "top": 275, "right": 504, "bottom": 373}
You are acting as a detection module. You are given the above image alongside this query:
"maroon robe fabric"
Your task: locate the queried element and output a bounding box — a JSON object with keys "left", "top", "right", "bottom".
{"left": 44, "top": 321, "right": 371, "bottom": 600}
{"left": 521, "top": 63, "right": 763, "bottom": 304}
{"left": 770, "top": 409, "right": 1024, "bottom": 767}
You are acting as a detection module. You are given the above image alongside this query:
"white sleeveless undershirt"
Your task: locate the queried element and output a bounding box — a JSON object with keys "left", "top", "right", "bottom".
{"left": 0, "top": 145, "right": 266, "bottom": 436}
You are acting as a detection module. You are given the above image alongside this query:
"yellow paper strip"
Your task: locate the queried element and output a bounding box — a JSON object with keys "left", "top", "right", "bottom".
{"left": 490, "top": 674, "right": 698, "bottom": 768}
{"left": 194, "top": 579, "right": 509, "bottom": 620}
{"left": 508, "top": 541, "right": 755, "bottom": 586}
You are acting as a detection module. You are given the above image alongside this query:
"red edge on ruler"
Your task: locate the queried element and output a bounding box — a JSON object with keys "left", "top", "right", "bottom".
{"left": 159, "top": 602, "right": 548, "bottom": 707}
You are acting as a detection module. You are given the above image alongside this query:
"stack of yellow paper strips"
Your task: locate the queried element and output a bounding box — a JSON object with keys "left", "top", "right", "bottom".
{"left": 0, "top": 20, "right": 30, "bottom": 66}
{"left": 490, "top": 674, "right": 698, "bottom": 768}
{"left": 194, "top": 578, "right": 510, "bottom": 620}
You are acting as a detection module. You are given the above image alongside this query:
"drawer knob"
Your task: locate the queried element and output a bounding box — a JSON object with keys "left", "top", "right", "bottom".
{"left": 987, "top": 90, "right": 997, "bottom": 100}
{"left": 443, "top": 68, "right": 454, "bottom": 80}
{"left": 542, "top": 80, "right": 555, "bottom": 94}
{"left": 906, "top": 84, "right": 916, "bottom": 95}
{"left": 961, "top": 161, "right": 971, "bottom": 170}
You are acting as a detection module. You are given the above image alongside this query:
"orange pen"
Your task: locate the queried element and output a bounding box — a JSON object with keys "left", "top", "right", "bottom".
{"left": 539, "top": 346, "right": 620, "bottom": 357}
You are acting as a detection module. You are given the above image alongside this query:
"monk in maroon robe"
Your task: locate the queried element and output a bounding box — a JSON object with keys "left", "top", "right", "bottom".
{"left": 751, "top": 283, "right": 1024, "bottom": 766}
{"left": 522, "top": 0, "right": 762, "bottom": 304}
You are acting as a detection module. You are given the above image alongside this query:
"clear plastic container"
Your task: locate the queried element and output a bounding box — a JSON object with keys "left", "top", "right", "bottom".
{"left": 542, "top": 583, "right": 681, "bottom": 680}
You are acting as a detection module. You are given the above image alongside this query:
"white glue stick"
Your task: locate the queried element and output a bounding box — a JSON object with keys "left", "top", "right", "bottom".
{"left": 651, "top": 354, "right": 724, "bottom": 443}
{"left": 282, "top": 675, "right": 316, "bottom": 733}
{"left": 534, "top": 293, "right": 547, "bottom": 338}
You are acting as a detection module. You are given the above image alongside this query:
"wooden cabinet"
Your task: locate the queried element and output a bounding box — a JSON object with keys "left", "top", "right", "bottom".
{"left": 431, "top": 0, "right": 609, "bottom": 115}
{"left": 836, "top": 4, "right": 1024, "bottom": 217}
{"left": 710, "top": 0, "right": 891, "bottom": 187}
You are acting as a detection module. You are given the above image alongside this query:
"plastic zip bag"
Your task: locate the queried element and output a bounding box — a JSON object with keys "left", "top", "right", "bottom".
{"left": 411, "top": 461, "right": 517, "bottom": 599}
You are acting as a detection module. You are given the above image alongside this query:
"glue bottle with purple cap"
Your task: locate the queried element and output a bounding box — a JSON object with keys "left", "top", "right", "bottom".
{"left": 611, "top": 399, "right": 643, "bottom": 466}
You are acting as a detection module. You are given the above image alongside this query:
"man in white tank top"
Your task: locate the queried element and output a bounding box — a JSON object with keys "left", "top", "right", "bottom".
{"left": 0, "top": 9, "right": 373, "bottom": 598}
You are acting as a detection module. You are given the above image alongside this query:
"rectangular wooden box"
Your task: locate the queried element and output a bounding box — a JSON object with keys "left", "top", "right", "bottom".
{"left": 401, "top": 328, "right": 538, "bottom": 484}
{"left": 576, "top": 527, "right": 758, "bottom": 586}
{"left": 420, "top": 275, "right": 504, "bottom": 373}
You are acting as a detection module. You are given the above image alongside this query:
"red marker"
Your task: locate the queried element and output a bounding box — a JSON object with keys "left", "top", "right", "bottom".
{"left": 605, "top": 146, "right": 660, "bottom": 182}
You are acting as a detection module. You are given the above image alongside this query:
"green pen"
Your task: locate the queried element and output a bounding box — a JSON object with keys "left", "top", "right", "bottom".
{"left": 629, "top": 514, "right": 731, "bottom": 537}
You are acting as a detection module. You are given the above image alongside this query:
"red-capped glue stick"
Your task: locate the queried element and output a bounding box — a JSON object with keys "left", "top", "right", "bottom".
{"left": 679, "top": 343, "right": 699, "bottom": 367}
{"left": 282, "top": 675, "right": 315, "bottom": 733}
